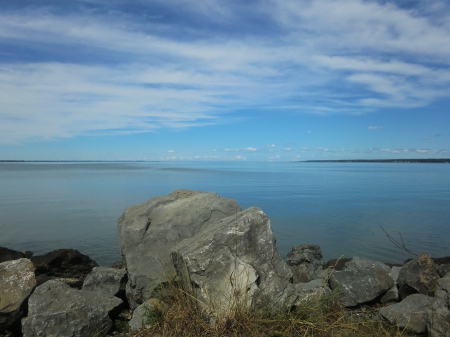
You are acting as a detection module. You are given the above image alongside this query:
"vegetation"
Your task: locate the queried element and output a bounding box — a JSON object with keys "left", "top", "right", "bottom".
{"left": 132, "top": 278, "right": 415, "bottom": 337}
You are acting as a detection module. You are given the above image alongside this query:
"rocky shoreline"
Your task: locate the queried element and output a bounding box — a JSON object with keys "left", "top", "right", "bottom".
{"left": 1, "top": 189, "right": 449, "bottom": 336}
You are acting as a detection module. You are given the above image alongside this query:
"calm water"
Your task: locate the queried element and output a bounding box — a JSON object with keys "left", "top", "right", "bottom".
{"left": 0, "top": 161, "right": 449, "bottom": 267}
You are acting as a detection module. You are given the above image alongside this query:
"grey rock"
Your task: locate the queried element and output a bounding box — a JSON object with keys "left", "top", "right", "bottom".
{"left": 293, "top": 278, "right": 331, "bottom": 306}
{"left": 389, "top": 266, "right": 402, "bottom": 283}
{"left": 286, "top": 243, "right": 324, "bottom": 283}
{"left": 118, "top": 189, "right": 242, "bottom": 307}
{"left": 380, "top": 293, "right": 433, "bottom": 334}
{"left": 129, "top": 299, "right": 160, "bottom": 332}
{"left": 328, "top": 257, "right": 394, "bottom": 307}
{"left": 437, "top": 264, "right": 450, "bottom": 278}
{"left": 381, "top": 285, "right": 399, "bottom": 304}
{"left": 0, "top": 258, "right": 36, "bottom": 332}
{"left": 427, "top": 273, "right": 450, "bottom": 337}
{"left": 83, "top": 267, "right": 127, "bottom": 298}
{"left": 22, "top": 280, "right": 123, "bottom": 337}
{"left": 398, "top": 253, "right": 439, "bottom": 299}
{"left": 171, "top": 207, "right": 293, "bottom": 322}
{"left": 0, "top": 247, "right": 24, "bottom": 264}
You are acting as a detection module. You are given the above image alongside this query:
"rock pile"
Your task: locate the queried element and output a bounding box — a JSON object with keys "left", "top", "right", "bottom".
{"left": 1, "top": 189, "right": 449, "bottom": 336}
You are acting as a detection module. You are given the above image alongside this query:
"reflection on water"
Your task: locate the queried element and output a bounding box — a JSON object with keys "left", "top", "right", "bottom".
{"left": 0, "top": 161, "right": 449, "bottom": 266}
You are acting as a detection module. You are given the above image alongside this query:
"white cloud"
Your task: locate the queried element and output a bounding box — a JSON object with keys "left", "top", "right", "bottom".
{"left": 368, "top": 126, "right": 384, "bottom": 130}
{"left": 245, "top": 147, "right": 257, "bottom": 151}
{"left": 270, "top": 144, "right": 276, "bottom": 148}
{"left": 224, "top": 148, "right": 239, "bottom": 152}
{"left": 0, "top": 1, "right": 449, "bottom": 142}
{"left": 284, "top": 148, "right": 292, "bottom": 151}
{"left": 168, "top": 150, "right": 175, "bottom": 153}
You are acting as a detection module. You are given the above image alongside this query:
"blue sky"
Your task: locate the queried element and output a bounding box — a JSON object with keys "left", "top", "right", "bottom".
{"left": 0, "top": 0, "right": 449, "bottom": 161}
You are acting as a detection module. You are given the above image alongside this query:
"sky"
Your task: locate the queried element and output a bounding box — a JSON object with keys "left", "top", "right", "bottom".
{"left": 0, "top": 0, "right": 449, "bottom": 161}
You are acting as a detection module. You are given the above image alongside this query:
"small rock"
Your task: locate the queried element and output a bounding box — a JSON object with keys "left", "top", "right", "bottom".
{"left": 427, "top": 272, "right": 450, "bottom": 337}
{"left": 286, "top": 243, "right": 324, "bottom": 283}
{"left": 0, "top": 247, "right": 24, "bottom": 264}
{"left": 83, "top": 267, "right": 128, "bottom": 299}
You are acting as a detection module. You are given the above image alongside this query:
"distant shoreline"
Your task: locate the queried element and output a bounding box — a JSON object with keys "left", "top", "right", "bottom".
{"left": 301, "top": 158, "right": 450, "bottom": 163}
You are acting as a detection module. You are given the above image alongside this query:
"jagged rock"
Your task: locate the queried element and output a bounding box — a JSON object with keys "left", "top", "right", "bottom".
{"left": 398, "top": 253, "right": 439, "bottom": 299}
{"left": 22, "top": 280, "right": 123, "bottom": 337}
{"left": 0, "top": 258, "right": 36, "bottom": 333}
{"left": 31, "top": 249, "right": 98, "bottom": 287}
{"left": 0, "top": 247, "right": 24, "bottom": 264}
{"left": 118, "top": 190, "right": 242, "bottom": 308}
{"left": 427, "top": 272, "right": 450, "bottom": 337}
{"left": 83, "top": 267, "right": 127, "bottom": 299}
{"left": 389, "top": 266, "right": 402, "bottom": 282}
{"left": 292, "top": 278, "right": 331, "bottom": 306}
{"left": 328, "top": 257, "right": 394, "bottom": 307}
{"left": 380, "top": 293, "right": 433, "bottom": 334}
{"left": 286, "top": 243, "right": 324, "bottom": 283}
{"left": 171, "top": 207, "right": 293, "bottom": 322}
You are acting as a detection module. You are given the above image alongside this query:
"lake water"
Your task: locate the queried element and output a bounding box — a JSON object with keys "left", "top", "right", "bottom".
{"left": 0, "top": 161, "right": 449, "bottom": 267}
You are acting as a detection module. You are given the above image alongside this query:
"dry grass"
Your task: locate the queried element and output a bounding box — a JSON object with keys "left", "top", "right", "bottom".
{"left": 132, "top": 279, "right": 416, "bottom": 337}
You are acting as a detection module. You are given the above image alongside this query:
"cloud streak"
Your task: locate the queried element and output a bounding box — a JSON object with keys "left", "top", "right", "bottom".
{"left": 0, "top": 0, "right": 450, "bottom": 143}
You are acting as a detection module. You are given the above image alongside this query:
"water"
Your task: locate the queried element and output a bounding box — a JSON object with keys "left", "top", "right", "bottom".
{"left": 0, "top": 161, "right": 449, "bottom": 267}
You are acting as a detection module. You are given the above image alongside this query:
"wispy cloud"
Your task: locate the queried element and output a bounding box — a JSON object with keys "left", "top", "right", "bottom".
{"left": 368, "top": 126, "right": 384, "bottom": 130}
{"left": 0, "top": 0, "right": 449, "bottom": 143}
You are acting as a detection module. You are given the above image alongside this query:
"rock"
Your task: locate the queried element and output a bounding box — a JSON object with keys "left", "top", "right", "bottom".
{"left": 427, "top": 272, "right": 450, "bottom": 337}
{"left": 437, "top": 264, "right": 450, "bottom": 278}
{"left": 286, "top": 243, "right": 324, "bottom": 283}
{"left": 22, "top": 280, "right": 123, "bottom": 337}
{"left": 112, "top": 260, "right": 126, "bottom": 269}
{"left": 31, "top": 249, "right": 98, "bottom": 287}
{"left": 292, "top": 278, "right": 331, "bottom": 306}
{"left": 328, "top": 257, "right": 394, "bottom": 307}
{"left": 389, "top": 266, "right": 402, "bottom": 282}
{"left": 83, "top": 267, "right": 127, "bottom": 299}
{"left": 380, "top": 293, "right": 433, "bottom": 334}
{"left": 171, "top": 207, "right": 293, "bottom": 322}
{"left": 0, "top": 258, "right": 36, "bottom": 333}
{"left": 118, "top": 189, "right": 242, "bottom": 307}
{"left": 380, "top": 266, "right": 402, "bottom": 304}
{"left": 325, "top": 258, "right": 352, "bottom": 271}
{"left": 0, "top": 247, "right": 24, "bottom": 264}
{"left": 398, "top": 253, "right": 439, "bottom": 299}
{"left": 129, "top": 299, "right": 163, "bottom": 332}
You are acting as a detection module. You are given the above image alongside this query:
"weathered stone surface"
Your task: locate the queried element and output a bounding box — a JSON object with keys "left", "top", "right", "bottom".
{"left": 31, "top": 249, "right": 98, "bottom": 287}
{"left": 380, "top": 293, "right": 433, "bottom": 334}
{"left": 389, "top": 266, "right": 402, "bottom": 282}
{"left": 0, "top": 247, "right": 24, "bottom": 264}
{"left": 427, "top": 273, "right": 450, "bottom": 337}
{"left": 171, "top": 207, "right": 293, "bottom": 322}
{"left": 0, "top": 258, "right": 36, "bottom": 332}
{"left": 328, "top": 257, "right": 394, "bottom": 307}
{"left": 398, "top": 253, "right": 439, "bottom": 299}
{"left": 380, "top": 266, "right": 402, "bottom": 304}
{"left": 293, "top": 278, "right": 331, "bottom": 306}
{"left": 286, "top": 244, "right": 324, "bottom": 283}
{"left": 118, "top": 189, "right": 242, "bottom": 307}
{"left": 22, "top": 280, "right": 123, "bottom": 337}
{"left": 83, "top": 267, "right": 127, "bottom": 299}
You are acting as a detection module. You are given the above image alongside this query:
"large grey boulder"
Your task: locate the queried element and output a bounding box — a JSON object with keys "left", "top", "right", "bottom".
{"left": 328, "top": 257, "right": 394, "bottom": 307}
{"left": 380, "top": 293, "right": 433, "bottom": 334}
{"left": 0, "top": 258, "right": 36, "bottom": 333}
{"left": 398, "top": 253, "right": 439, "bottom": 299}
{"left": 286, "top": 243, "right": 324, "bottom": 283}
{"left": 22, "top": 280, "right": 123, "bottom": 337}
{"left": 83, "top": 267, "right": 127, "bottom": 298}
{"left": 427, "top": 272, "right": 450, "bottom": 337}
{"left": 118, "top": 190, "right": 242, "bottom": 307}
{"left": 171, "top": 207, "right": 293, "bottom": 322}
